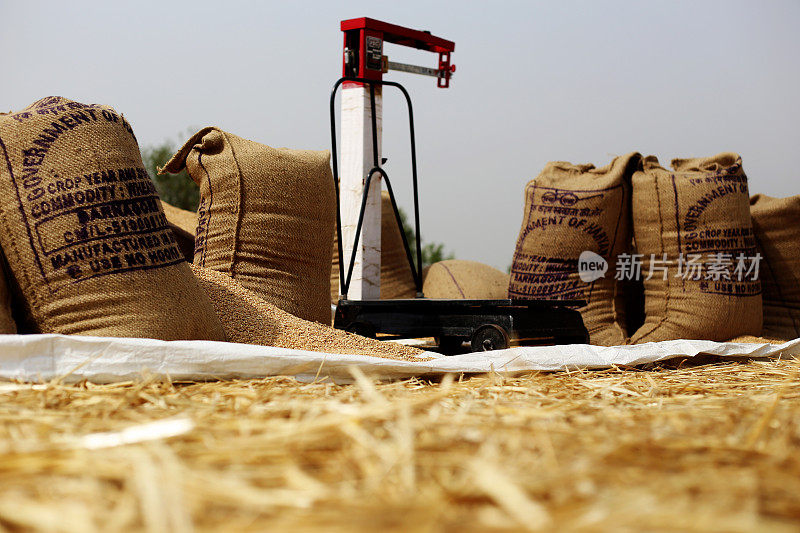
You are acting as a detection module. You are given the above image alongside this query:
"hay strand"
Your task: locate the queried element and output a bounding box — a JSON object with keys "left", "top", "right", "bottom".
{"left": 0, "top": 358, "right": 798, "bottom": 530}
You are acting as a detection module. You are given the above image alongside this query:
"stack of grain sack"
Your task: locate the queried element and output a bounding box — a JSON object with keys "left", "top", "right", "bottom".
{"left": 0, "top": 98, "right": 422, "bottom": 360}
{"left": 508, "top": 152, "right": 797, "bottom": 345}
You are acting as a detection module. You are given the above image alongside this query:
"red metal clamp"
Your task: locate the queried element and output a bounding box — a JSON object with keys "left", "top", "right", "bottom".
{"left": 341, "top": 17, "right": 456, "bottom": 88}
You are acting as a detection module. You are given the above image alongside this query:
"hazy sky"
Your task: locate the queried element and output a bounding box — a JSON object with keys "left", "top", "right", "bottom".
{"left": 3, "top": 1, "right": 798, "bottom": 270}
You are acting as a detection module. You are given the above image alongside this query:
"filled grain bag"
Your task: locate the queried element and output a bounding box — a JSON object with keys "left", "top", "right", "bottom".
{"left": 331, "top": 191, "right": 417, "bottom": 302}
{"left": 630, "top": 154, "right": 761, "bottom": 343}
{"left": 0, "top": 254, "right": 16, "bottom": 334}
{"left": 750, "top": 194, "right": 800, "bottom": 340}
{"left": 423, "top": 259, "right": 509, "bottom": 299}
{"left": 508, "top": 153, "right": 641, "bottom": 346}
{"left": 191, "top": 264, "right": 428, "bottom": 361}
{"left": 162, "top": 128, "right": 334, "bottom": 325}
{"left": 160, "top": 200, "right": 197, "bottom": 262}
{"left": 0, "top": 97, "right": 225, "bottom": 340}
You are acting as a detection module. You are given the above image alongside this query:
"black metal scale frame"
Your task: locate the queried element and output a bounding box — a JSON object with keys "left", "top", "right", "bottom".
{"left": 329, "top": 76, "right": 590, "bottom": 352}
{"left": 329, "top": 76, "right": 423, "bottom": 299}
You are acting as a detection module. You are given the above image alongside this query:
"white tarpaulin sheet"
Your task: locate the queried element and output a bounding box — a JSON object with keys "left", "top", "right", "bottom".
{"left": 0, "top": 334, "right": 798, "bottom": 384}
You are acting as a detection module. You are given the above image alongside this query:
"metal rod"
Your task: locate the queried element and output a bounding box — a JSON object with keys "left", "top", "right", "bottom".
{"left": 344, "top": 170, "right": 378, "bottom": 295}
{"left": 368, "top": 84, "right": 380, "bottom": 169}
{"left": 343, "top": 168, "right": 418, "bottom": 299}
{"left": 330, "top": 78, "right": 347, "bottom": 300}
{"left": 387, "top": 60, "right": 451, "bottom": 79}
{"left": 329, "top": 79, "right": 346, "bottom": 299}
{"left": 329, "top": 76, "right": 425, "bottom": 298}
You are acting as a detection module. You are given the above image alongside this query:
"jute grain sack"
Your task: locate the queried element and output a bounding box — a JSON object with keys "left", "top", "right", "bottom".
{"left": 508, "top": 153, "right": 641, "bottom": 346}
{"left": 0, "top": 97, "right": 225, "bottom": 340}
{"left": 750, "top": 194, "right": 800, "bottom": 340}
{"left": 0, "top": 254, "right": 16, "bottom": 334}
{"left": 630, "top": 154, "right": 761, "bottom": 343}
{"left": 423, "top": 260, "right": 509, "bottom": 299}
{"left": 162, "top": 128, "right": 334, "bottom": 325}
{"left": 191, "top": 264, "right": 429, "bottom": 361}
{"left": 330, "top": 191, "right": 416, "bottom": 302}
{"left": 160, "top": 200, "right": 197, "bottom": 262}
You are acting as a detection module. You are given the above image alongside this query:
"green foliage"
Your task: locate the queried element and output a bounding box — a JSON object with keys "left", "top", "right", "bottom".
{"left": 397, "top": 207, "right": 454, "bottom": 269}
{"left": 141, "top": 140, "right": 199, "bottom": 211}
{"left": 421, "top": 242, "right": 455, "bottom": 266}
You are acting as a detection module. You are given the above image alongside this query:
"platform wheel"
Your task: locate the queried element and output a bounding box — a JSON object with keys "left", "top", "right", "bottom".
{"left": 470, "top": 325, "right": 509, "bottom": 352}
{"left": 345, "top": 322, "right": 376, "bottom": 339}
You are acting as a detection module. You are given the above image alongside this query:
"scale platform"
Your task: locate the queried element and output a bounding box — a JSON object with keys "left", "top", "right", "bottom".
{"left": 334, "top": 298, "right": 589, "bottom": 354}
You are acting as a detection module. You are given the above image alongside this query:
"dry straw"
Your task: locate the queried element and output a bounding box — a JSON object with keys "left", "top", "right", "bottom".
{"left": 1, "top": 356, "right": 798, "bottom": 531}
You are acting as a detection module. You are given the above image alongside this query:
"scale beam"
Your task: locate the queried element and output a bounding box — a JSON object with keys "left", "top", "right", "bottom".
{"left": 341, "top": 17, "right": 455, "bottom": 88}
{"left": 386, "top": 60, "right": 455, "bottom": 81}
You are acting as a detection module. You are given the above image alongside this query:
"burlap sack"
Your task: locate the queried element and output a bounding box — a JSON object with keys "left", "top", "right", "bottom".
{"left": 162, "top": 128, "right": 334, "bottom": 325}
{"left": 330, "top": 191, "right": 417, "bottom": 302}
{"left": 630, "top": 154, "right": 761, "bottom": 343}
{"left": 0, "top": 97, "right": 225, "bottom": 340}
{"left": 191, "top": 264, "right": 428, "bottom": 361}
{"left": 508, "top": 153, "right": 641, "bottom": 346}
{"left": 621, "top": 247, "right": 646, "bottom": 336}
{"left": 160, "top": 200, "right": 197, "bottom": 262}
{"left": 423, "top": 260, "right": 509, "bottom": 299}
{"left": 0, "top": 254, "right": 16, "bottom": 334}
{"left": 750, "top": 194, "right": 800, "bottom": 340}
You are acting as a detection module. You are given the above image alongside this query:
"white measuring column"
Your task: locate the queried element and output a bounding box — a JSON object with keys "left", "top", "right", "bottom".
{"left": 339, "top": 82, "right": 382, "bottom": 300}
